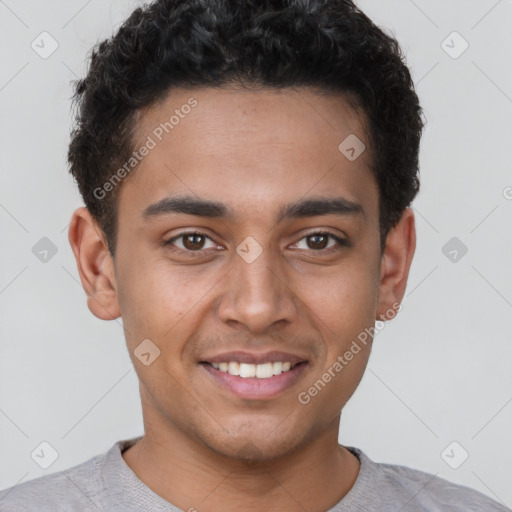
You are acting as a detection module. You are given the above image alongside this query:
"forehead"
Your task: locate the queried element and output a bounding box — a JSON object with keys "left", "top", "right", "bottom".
{"left": 120, "top": 86, "right": 378, "bottom": 225}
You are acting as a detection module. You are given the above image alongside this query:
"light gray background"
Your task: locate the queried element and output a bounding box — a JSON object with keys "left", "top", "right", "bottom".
{"left": 1, "top": 0, "right": 511, "bottom": 507}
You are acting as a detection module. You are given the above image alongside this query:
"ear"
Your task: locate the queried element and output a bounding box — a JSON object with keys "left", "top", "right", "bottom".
{"left": 376, "top": 207, "right": 416, "bottom": 321}
{"left": 68, "top": 207, "right": 121, "bottom": 320}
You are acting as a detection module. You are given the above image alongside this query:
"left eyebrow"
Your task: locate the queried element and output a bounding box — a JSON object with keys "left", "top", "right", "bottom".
{"left": 277, "top": 197, "right": 365, "bottom": 223}
{"left": 142, "top": 194, "right": 365, "bottom": 222}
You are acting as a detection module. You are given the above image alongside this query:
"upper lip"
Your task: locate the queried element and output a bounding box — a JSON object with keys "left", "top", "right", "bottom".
{"left": 200, "top": 351, "right": 308, "bottom": 365}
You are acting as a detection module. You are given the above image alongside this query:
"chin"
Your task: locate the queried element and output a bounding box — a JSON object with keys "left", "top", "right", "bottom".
{"left": 200, "top": 422, "right": 306, "bottom": 464}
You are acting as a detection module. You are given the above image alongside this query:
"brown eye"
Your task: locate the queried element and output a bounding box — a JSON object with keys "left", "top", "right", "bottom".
{"left": 307, "top": 233, "right": 329, "bottom": 250}
{"left": 182, "top": 233, "right": 206, "bottom": 250}
{"left": 292, "top": 231, "right": 348, "bottom": 252}
{"left": 164, "top": 231, "right": 218, "bottom": 253}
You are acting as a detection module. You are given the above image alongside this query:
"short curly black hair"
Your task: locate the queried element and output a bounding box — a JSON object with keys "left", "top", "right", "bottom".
{"left": 68, "top": 0, "right": 424, "bottom": 256}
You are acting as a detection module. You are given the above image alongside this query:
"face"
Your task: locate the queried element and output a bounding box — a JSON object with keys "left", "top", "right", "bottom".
{"left": 71, "top": 86, "right": 415, "bottom": 462}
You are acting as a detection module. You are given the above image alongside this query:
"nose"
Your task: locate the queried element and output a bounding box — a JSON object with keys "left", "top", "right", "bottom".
{"left": 216, "top": 243, "right": 299, "bottom": 334}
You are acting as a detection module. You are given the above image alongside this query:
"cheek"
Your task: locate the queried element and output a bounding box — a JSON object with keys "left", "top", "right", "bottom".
{"left": 116, "top": 256, "right": 220, "bottom": 359}
{"left": 117, "top": 255, "right": 182, "bottom": 316}
{"left": 298, "top": 333, "right": 372, "bottom": 415}
{"left": 296, "top": 358, "right": 370, "bottom": 430}
{"left": 114, "top": 256, "right": 176, "bottom": 346}
{"left": 297, "top": 262, "right": 378, "bottom": 399}
{"left": 299, "top": 263, "right": 379, "bottom": 333}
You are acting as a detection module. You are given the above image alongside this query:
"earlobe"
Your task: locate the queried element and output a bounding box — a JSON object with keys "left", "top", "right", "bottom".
{"left": 68, "top": 207, "right": 121, "bottom": 321}
{"left": 376, "top": 207, "right": 416, "bottom": 321}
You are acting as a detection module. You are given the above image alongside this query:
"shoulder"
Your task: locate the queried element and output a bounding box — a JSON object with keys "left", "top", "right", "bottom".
{"left": 382, "top": 462, "right": 509, "bottom": 511}
{"left": 348, "top": 447, "right": 510, "bottom": 512}
{"left": 0, "top": 451, "right": 106, "bottom": 512}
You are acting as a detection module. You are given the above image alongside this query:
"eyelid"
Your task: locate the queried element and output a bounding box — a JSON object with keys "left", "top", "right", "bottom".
{"left": 163, "top": 229, "right": 348, "bottom": 254}
{"left": 164, "top": 230, "right": 221, "bottom": 251}
{"left": 299, "top": 228, "right": 347, "bottom": 241}
{"left": 291, "top": 230, "right": 348, "bottom": 250}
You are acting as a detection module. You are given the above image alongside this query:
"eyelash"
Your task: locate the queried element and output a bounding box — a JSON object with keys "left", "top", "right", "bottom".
{"left": 163, "top": 230, "right": 348, "bottom": 256}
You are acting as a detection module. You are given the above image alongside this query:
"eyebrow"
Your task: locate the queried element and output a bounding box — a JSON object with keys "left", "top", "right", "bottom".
{"left": 142, "top": 195, "right": 365, "bottom": 222}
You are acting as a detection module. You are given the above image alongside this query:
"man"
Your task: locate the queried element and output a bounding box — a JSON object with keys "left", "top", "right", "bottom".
{"left": 1, "top": 0, "right": 509, "bottom": 511}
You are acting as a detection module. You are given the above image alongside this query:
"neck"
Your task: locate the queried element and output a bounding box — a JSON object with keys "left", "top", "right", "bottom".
{"left": 122, "top": 414, "right": 360, "bottom": 512}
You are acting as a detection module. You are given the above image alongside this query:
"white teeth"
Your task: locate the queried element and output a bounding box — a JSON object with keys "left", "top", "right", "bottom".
{"left": 210, "top": 361, "right": 297, "bottom": 378}
{"left": 239, "top": 363, "right": 256, "bottom": 378}
{"left": 256, "top": 362, "right": 273, "bottom": 379}
{"left": 228, "top": 361, "right": 240, "bottom": 376}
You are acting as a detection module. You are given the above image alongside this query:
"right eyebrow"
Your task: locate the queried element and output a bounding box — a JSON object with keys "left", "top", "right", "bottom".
{"left": 142, "top": 195, "right": 232, "bottom": 220}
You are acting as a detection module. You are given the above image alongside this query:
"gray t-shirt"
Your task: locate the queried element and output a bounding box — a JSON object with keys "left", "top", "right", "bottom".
{"left": 0, "top": 436, "right": 509, "bottom": 511}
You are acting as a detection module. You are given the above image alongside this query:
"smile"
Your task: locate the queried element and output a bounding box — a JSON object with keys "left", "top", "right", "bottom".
{"left": 200, "top": 361, "right": 308, "bottom": 400}
{"left": 210, "top": 361, "right": 296, "bottom": 379}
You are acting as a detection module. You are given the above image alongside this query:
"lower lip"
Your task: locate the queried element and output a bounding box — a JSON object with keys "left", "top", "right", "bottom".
{"left": 201, "top": 362, "right": 308, "bottom": 400}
